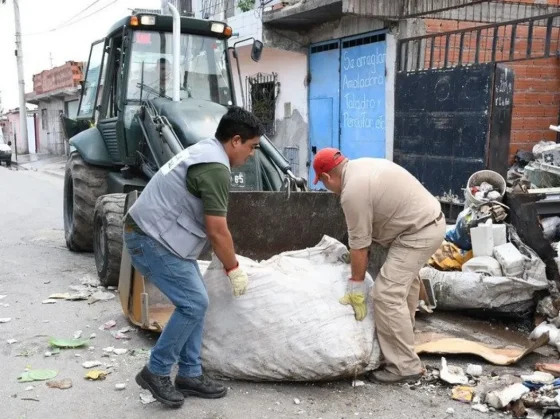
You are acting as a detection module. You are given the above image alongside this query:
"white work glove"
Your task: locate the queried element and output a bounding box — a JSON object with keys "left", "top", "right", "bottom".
{"left": 225, "top": 263, "right": 248, "bottom": 297}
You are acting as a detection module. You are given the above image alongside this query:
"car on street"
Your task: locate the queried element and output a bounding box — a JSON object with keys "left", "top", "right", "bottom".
{"left": 0, "top": 135, "right": 12, "bottom": 167}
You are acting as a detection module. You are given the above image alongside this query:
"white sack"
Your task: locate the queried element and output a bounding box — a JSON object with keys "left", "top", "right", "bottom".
{"left": 420, "top": 267, "right": 548, "bottom": 312}
{"left": 200, "top": 235, "right": 380, "bottom": 382}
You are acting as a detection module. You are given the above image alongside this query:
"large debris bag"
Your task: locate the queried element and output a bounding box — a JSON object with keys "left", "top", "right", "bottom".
{"left": 199, "top": 235, "right": 380, "bottom": 382}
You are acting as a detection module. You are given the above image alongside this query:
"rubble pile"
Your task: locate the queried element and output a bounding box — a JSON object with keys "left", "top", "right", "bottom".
{"left": 417, "top": 358, "right": 560, "bottom": 418}
{"left": 422, "top": 168, "right": 549, "bottom": 314}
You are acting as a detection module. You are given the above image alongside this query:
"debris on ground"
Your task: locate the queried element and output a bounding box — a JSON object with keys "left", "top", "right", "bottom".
{"left": 88, "top": 291, "right": 116, "bottom": 305}
{"left": 451, "top": 385, "right": 474, "bottom": 403}
{"left": 82, "top": 361, "right": 102, "bottom": 369}
{"left": 466, "top": 364, "right": 483, "bottom": 377}
{"left": 293, "top": 398, "right": 301, "bottom": 405}
{"left": 440, "top": 357, "right": 468, "bottom": 385}
{"left": 536, "top": 363, "right": 560, "bottom": 377}
{"left": 486, "top": 382, "right": 530, "bottom": 409}
{"left": 115, "top": 383, "right": 126, "bottom": 390}
{"left": 99, "top": 320, "right": 117, "bottom": 330}
{"left": 49, "top": 337, "right": 90, "bottom": 349}
{"left": 17, "top": 369, "right": 58, "bottom": 382}
{"left": 44, "top": 348, "right": 61, "bottom": 357}
{"left": 46, "top": 378, "right": 72, "bottom": 390}
{"left": 0, "top": 295, "right": 6, "bottom": 300}
{"left": 73, "top": 330, "right": 82, "bottom": 339}
{"left": 110, "top": 331, "right": 131, "bottom": 340}
{"left": 42, "top": 299, "right": 57, "bottom": 304}
{"left": 84, "top": 370, "right": 108, "bottom": 380}
{"left": 352, "top": 380, "right": 365, "bottom": 387}
{"left": 140, "top": 392, "right": 156, "bottom": 404}
{"left": 7, "top": 339, "right": 17, "bottom": 344}
{"left": 0, "top": 317, "right": 11, "bottom": 323}
{"left": 445, "top": 407, "right": 454, "bottom": 415}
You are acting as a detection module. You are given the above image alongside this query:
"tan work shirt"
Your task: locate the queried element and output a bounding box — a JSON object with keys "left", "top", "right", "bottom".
{"left": 340, "top": 158, "right": 442, "bottom": 249}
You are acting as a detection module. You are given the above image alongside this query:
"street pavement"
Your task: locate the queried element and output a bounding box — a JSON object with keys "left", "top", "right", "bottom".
{"left": 0, "top": 161, "right": 541, "bottom": 419}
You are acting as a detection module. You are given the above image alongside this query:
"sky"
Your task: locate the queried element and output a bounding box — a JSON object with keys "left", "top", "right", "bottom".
{"left": 0, "top": 0, "right": 162, "bottom": 110}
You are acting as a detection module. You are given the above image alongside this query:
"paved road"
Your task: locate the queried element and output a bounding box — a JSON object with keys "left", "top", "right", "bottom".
{"left": 0, "top": 164, "right": 512, "bottom": 419}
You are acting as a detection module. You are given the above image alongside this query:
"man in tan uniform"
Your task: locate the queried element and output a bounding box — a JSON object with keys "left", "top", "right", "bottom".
{"left": 312, "top": 148, "right": 445, "bottom": 384}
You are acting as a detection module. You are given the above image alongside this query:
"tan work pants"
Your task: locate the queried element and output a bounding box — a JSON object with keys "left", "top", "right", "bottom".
{"left": 372, "top": 216, "right": 446, "bottom": 376}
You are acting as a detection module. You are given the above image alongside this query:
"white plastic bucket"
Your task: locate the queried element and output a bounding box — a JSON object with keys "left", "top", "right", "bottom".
{"left": 464, "top": 170, "right": 506, "bottom": 206}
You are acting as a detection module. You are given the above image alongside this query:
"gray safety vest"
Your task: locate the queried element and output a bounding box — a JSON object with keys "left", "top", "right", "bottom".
{"left": 128, "top": 138, "right": 230, "bottom": 260}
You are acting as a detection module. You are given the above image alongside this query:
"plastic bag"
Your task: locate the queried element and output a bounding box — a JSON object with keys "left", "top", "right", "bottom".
{"left": 445, "top": 207, "right": 475, "bottom": 250}
{"left": 200, "top": 236, "right": 380, "bottom": 382}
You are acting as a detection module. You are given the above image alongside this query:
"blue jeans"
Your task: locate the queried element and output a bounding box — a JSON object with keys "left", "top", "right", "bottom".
{"left": 123, "top": 230, "right": 208, "bottom": 378}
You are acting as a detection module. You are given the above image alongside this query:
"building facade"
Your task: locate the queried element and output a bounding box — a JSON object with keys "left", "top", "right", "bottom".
{"left": 25, "top": 61, "right": 84, "bottom": 155}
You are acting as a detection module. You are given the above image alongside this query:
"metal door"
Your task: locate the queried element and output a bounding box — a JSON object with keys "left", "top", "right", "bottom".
{"left": 339, "top": 33, "right": 386, "bottom": 159}
{"left": 308, "top": 40, "right": 340, "bottom": 189}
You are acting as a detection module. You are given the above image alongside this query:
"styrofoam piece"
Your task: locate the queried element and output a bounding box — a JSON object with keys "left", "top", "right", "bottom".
{"left": 493, "top": 243, "right": 524, "bottom": 278}
{"left": 471, "top": 224, "right": 494, "bottom": 257}
{"left": 462, "top": 256, "right": 503, "bottom": 276}
{"left": 492, "top": 224, "right": 507, "bottom": 247}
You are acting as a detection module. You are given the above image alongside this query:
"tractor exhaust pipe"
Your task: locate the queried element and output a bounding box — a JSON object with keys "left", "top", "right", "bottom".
{"left": 166, "top": 3, "right": 181, "bottom": 102}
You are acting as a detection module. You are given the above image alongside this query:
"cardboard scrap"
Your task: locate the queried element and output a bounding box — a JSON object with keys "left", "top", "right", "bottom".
{"left": 415, "top": 332, "right": 549, "bottom": 366}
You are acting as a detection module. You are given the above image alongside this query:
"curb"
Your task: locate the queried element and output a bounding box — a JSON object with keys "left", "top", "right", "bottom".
{"left": 43, "top": 169, "right": 64, "bottom": 179}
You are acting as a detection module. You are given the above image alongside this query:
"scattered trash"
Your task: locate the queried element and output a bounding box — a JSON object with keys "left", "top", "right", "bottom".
{"left": 294, "top": 398, "right": 301, "bottom": 405}
{"left": 89, "top": 333, "right": 96, "bottom": 339}
{"left": 446, "top": 407, "right": 454, "bottom": 415}
{"left": 536, "top": 363, "right": 560, "bottom": 377}
{"left": 536, "top": 296, "right": 559, "bottom": 319}
{"left": 451, "top": 386, "right": 474, "bottom": 403}
{"left": 25, "top": 386, "right": 34, "bottom": 391}
{"left": 88, "top": 291, "right": 116, "bottom": 304}
{"left": 44, "top": 348, "right": 60, "bottom": 357}
{"left": 46, "top": 378, "right": 73, "bottom": 390}
{"left": 84, "top": 370, "right": 108, "bottom": 380}
{"left": 115, "top": 383, "right": 126, "bottom": 390}
{"left": 521, "top": 371, "right": 555, "bottom": 385}
{"left": 113, "top": 348, "right": 127, "bottom": 355}
{"left": 99, "top": 320, "right": 116, "bottom": 330}
{"left": 7, "top": 339, "right": 17, "bottom": 345}
{"left": 49, "top": 338, "right": 89, "bottom": 349}
{"left": 21, "top": 397, "right": 40, "bottom": 402}
{"left": 485, "top": 383, "right": 530, "bottom": 409}
{"left": 82, "top": 361, "right": 102, "bottom": 369}
{"left": 0, "top": 295, "right": 6, "bottom": 300}
{"left": 440, "top": 357, "right": 468, "bottom": 385}
{"left": 17, "top": 369, "right": 58, "bottom": 383}
{"left": 466, "top": 364, "right": 483, "bottom": 377}
{"left": 140, "top": 392, "right": 156, "bottom": 404}
{"left": 73, "top": 330, "right": 82, "bottom": 339}
{"left": 352, "top": 380, "right": 365, "bottom": 387}
{"left": 80, "top": 275, "right": 101, "bottom": 288}
{"left": 107, "top": 286, "right": 117, "bottom": 291}
{"left": 471, "top": 403, "right": 489, "bottom": 413}
{"left": 510, "top": 399, "right": 527, "bottom": 418}
{"left": 0, "top": 303, "right": 9, "bottom": 307}
{"left": 42, "top": 299, "right": 57, "bottom": 304}
{"left": 111, "top": 331, "right": 131, "bottom": 340}
{"left": 0, "top": 317, "right": 11, "bottom": 323}
{"left": 415, "top": 332, "right": 549, "bottom": 365}
{"left": 118, "top": 326, "right": 133, "bottom": 334}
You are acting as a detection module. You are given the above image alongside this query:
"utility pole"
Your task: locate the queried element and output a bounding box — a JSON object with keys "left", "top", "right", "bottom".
{"left": 12, "top": 0, "right": 28, "bottom": 154}
{"left": 161, "top": 0, "right": 193, "bottom": 16}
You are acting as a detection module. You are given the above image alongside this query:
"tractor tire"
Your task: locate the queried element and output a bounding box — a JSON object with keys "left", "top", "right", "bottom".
{"left": 93, "top": 193, "right": 126, "bottom": 287}
{"left": 64, "top": 152, "right": 110, "bottom": 252}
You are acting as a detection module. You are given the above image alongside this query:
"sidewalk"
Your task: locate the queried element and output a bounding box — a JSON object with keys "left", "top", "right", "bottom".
{"left": 13, "top": 153, "right": 67, "bottom": 178}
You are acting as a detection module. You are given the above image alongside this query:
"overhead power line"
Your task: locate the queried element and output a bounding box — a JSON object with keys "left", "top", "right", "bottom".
{"left": 22, "top": 0, "right": 119, "bottom": 37}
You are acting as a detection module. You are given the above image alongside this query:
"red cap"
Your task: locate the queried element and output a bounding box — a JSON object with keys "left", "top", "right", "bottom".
{"left": 312, "top": 148, "right": 345, "bottom": 185}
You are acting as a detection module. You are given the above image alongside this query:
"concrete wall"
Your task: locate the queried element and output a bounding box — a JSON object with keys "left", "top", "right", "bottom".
{"left": 231, "top": 45, "right": 309, "bottom": 177}
{"left": 423, "top": 18, "right": 560, "bottom": 160}
{"left": 4, "top": 112, "right": 37, "bottom": 155}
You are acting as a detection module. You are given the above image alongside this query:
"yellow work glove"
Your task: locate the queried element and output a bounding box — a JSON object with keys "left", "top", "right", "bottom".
{"left": 339, "top": 279, "right": 368, "bottom": 321}
{"left": 226, "top": 264, "right": 248, "bottom": 297}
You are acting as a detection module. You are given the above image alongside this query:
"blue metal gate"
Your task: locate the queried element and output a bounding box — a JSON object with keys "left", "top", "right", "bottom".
{"left": 308, "top": 40, "right": 340, "bottom": 190}
{"left": 308, "top": 31, "right": 387, "bottom": 188}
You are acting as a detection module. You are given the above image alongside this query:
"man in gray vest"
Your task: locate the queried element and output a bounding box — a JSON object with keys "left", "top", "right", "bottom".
{"left": 123, "top": 106, "right": 263, "bottom": 408}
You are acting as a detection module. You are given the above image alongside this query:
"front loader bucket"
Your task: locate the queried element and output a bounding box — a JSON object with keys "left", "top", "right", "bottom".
{"left": 118, "top": 190, "right": 350, "bottom": 331}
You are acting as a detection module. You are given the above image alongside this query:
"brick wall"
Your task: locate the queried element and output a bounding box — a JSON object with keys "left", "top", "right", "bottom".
{"left": 423, "top": 18, "right": 560, "bottom": 161}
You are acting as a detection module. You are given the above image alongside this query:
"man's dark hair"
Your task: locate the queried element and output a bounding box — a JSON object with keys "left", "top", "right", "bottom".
{"left": 215, "top": 106, "right": 265, "bottom": 143}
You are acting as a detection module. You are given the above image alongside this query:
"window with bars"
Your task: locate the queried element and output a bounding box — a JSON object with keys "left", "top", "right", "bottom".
{"left": 246, "top": 72, "right": 280, "bottom": 136}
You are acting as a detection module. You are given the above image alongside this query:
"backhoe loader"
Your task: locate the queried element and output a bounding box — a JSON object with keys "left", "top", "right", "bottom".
{"left": 61, "top": 6, "right": 348, "bottom": 330}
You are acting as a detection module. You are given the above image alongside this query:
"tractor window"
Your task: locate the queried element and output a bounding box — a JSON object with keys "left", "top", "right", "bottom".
{"left": 126, "top": 30, "right": 232, "bottom": 106}
{"left": 78, "top": 39, "right": 107, "bottom": 120}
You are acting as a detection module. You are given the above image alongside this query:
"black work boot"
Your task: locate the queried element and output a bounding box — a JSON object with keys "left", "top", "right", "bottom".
{"left": 175, "top": 374, "right": 227, "bottom": 399}
{"left": 135, "top": 365, "right": 184, "bottom": 408}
